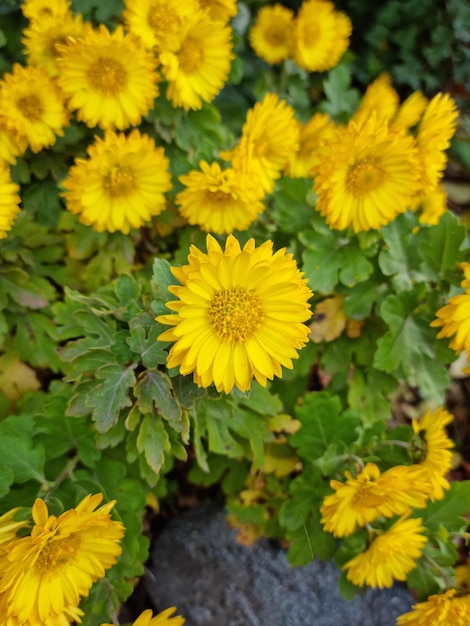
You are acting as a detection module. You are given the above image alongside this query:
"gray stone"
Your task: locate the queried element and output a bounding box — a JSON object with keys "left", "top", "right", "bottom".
{"left": 146, "top": 502, "right": 414, "bottom": 626}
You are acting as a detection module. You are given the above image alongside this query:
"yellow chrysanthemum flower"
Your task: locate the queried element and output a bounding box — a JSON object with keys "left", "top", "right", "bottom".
{"left": 62, "top": 129, "right": 172, "bottom": 234}
{"left": 176, "top": 160, "right": 264, "bottom": 234}
{"left": 102, "top": 607, "right": 185, "bottom": 626}
{"left": 431, "top": 267, "right": 470, "bottom": 358}
{"left": 343, "top": 516, "right": 427, "bottom": 588}
{"left": 159, "top": 10, "right": 233, "bottom": 110}
{"left": 0, "top": 164, "right": 21, "bottom": 239}
{"left": 416, "top": 93, "right": 458, "bottom": 196}
{"left": 354, "top": 73, "right": 399, "bottom": 123}
{"left": 312, "top": 113, "right": 420, "bottom": 232}
{"left": 157, "top": 234, "right": 313, "bottom": 393}
{"left": 418, "top": 183, "right": 448, "bottom": 225}
{"left": 409, "top": 407, "right": 454, "bottom": 501}
{"left": 293, "top": 0, "right": 352, "bottom": 72}
{"left": 320, "top": 463, "right": 429, "bottom": 538}
{"left": 57, "top": 24, "right": 159, "bottom": 130}
{"left": 0, "top": 64, "right": 68, "bottom": 153}
{"left": 0, "top": 508, "right": 28, "bottom": 550}
{"left": 21, "top": 0, "right": 70, "bottom": 21}
{"left": 223, "top": 93, "right": 300, "bottom": 194}
{"left": 123, "top": 0, "right": 199, "bottom": 51}
{"left": 195, "top": 0, "right": 237, "bottom": 22}
{"left": 0, "top": 603, "right": 84, "bottom": 626}
{"left": 249, "top": 4, "right": 294, "bottom": 65}
{"left": 397, "top": 589, "right": 470, "bottom": 625}
{"left": 22, "top": 12, "right": 85, "bottom": 76}
{"left": 285, "top": 112, "right": 335, "bottom": 178}
{"left": 391, "top": 90, "right": 428, "bottom": 131}
{"left": 0, "top": 494, "right": 124, "bottom": 624}
{"left": 0, "top": 118, "right": 27, "bottom": 164}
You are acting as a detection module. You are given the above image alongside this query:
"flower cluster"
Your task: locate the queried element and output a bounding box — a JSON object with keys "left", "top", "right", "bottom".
{"left": 249, "top": 0, "right": 352, "bottom": 72}
{"left": 0, "top": 493, "right": 124, "bottom": 625}
{"left": 320, "top": 407, "right": 454, "bottom": 588}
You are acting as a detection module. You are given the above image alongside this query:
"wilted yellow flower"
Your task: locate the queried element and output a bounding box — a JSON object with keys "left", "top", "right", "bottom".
{"left": 249, "top": 4, "right": 294, "bottom": 65}
{"left": 396, "top": 589, "right": 470, "bottom": 625}
{"left": 293, "top": 0, "right": 352, "bottom": 72}
{"left": 354, "top": 73, "right": 399, "bottom": 123}
{"left": 21, "top": 0, "right": 71, "bottom": 21}
{"left": 57, "top": 24, "right": 159, "bottom": 129}
{"left": 196, "top": 0, "right": 237, "bottom": 22}
{"left": 431, "top": 267, "right": 470, "bottom": 358}
{"left": 159, "top": 10, "right": 233, "bottom": 110}
{"left": 176, "top": 160, "right": 264, "bottom": 234}
{"left": 62, "top": 129, "right": 172, "bottom": 234}
{"left": 312, "top": 113, "right": 420, "bottom": 232}
{"left": 320, "top": 463, "right": 429, "bottom": 538}
{"left": 0, "top": 494, "right": 124, "bottom": 624}
{"left": 285, "top": 112, "right": 335, "bottom": 178}
{"left": 0, "top": 64, "right": 68, "bottom": 153}
{"left": 342, "top": 516, "right": 427, "bottom": 588}
{"left": 418, "top": 183, "right": 448, "bottom": 225}
{"left": 309, "top": 294, "right": 347, "bottom": 343}
{"left": 157, "top": 234, "right": 313, "bottom": 393}
{"left": 102, "top": 607, "right": 185, "bottom": 626}
{"left": 0, "top": 163, "right": 21, "bottom": 239}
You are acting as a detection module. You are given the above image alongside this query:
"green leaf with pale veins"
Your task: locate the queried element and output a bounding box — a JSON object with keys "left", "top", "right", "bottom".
{"left": 134, "top": 370, "right": 184, "bottom": 431}
{"left": 418, "top": 211, "right": 467, "bottom": 281}
{"left": 0, "top": 433, "right": 46, "bottom": 483}
{"left": 127, "top": 324, "right": 167, "bottom": 369}
{"left": 419, "top": 481, "right": 470, "bottom": 533}
{"left": 136, "top": 414, "right": 170, "bottom": 478}
{"left": 85, "top": 365, "right": 136, "bottom": 432}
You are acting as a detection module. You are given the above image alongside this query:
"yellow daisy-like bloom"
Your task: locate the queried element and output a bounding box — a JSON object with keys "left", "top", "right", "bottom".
{"left": 396, "top": 589, "right": 470, "bottom": 625}
{"left": 343, "top": 516, "right": 427, "bottom": 588}
{"left": 285, "top": 112, "right": 335, "bottom": 178}
{"left": 123, "top": 0, "right": 199, "bottom": 51}
{"left": 62, "top": 129, "right": 172, "bottom": 234}
{"left": 320, "top": 463, "right": 428, "bottom": 538}
{"left": 418, "top": 183, "right": 448, "bottom": 225}
{"left": 392, "top": 90, "right": 428, "bottom": 131}
{"left": 293, "top": 0, "right": 352, "bottom": 72}
{"left": 312, "top": 113, "right": 420, "bottom": 232}
{"left": 102, "top": 607, "right": 185, "bottom": 626}
{"left": 410, "top": 407, "right": 454, "bottom": 501}
{"left": 0, "top": 603, "right": 84, "bottom": 626}
{"left": 0, "top": 64, "right": 68, "bottom": 153}
{"left": 0, "top": 163, "right": 21, "bottom": 239}
{"left": 176, "top": 160, "right": 264, "bottom": 234}
{"left": 354, "top": 73, "right": 399, "bottom": 123}
{"left": 0, "top": 118, "right": 27, "bottom": 164}
{"left": 249, "top": 4, "right": 294, "bottom": 65}
{"left": 416, "top": 92, "right": 458, "bottom": 196}
{"left": 196, "top": 0, "right": 237, "bottom": 22}
{"left": 223, "top": 93, "right": 300, "bottom": 194}
{"left": 0, "top": 494, "right": 124, "bottom": 624}
{"left": 431, "top": 266, "right": 470, "bottom": 358}
{"left": 57, "top": 24, "right": 159, "bottom": 130}
{"left": 21, "top": 0, "right": 70, "bottom": 21}
{"left": 157, "top": 234, "right": 313, "bottom": 393}
{"left": 159, "top": 10, "right": 233, "bottom": 110}
{"left": 22, "top": 12, "right": 85, "bottom": 77}
{"left": 0, "top": 508, "right": 28, "bottom": 550}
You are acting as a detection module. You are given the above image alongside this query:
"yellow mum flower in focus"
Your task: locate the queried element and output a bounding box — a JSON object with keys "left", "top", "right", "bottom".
{"left": 21, "top": 0, "right": 70, "bottom": 21}
{"left": 159, "top": 11, "right": 233, "bottom": 110}
{"left": 0, "top": 64, "right": 68, "bottom": 153}
{"left": 354, "top": 73, "right": 399, "bottom": 123}
{"left": 123, "top": 0, "right": 199, "bottom": 51}
{"left": 249, "top": 4, "right": 295, "bottom": 65}
{"left": 0, "top": 164, "right": 21, "bottom": 239}
{"left": 0, "top": 494, "right": 124, "bottom": 624}
{"left": 431, "top": 267, "right": 470, "bottom": 359}
{"left": 285, "top": 112, "right": 335, "bottom": 178}
{"left": 22, "top": 12, "right": 85, "bottom": 76}
{"left": 0, "top": 508, "right": 28, "bottom": 549}
{"left": 396, "top": 589, "right": 470, "bottom": 626}
{"left": 57, "top": 24, "right": 159, "bottom": 129}
{"left": 293, "top": 0, "right": 352, "bottom": 72}
{"left": 342, "top": 516, "right": 427, "bottom": 588}
{"left": 223, "top": 93, "right": 300, "bottom": 194}
{"left": 157, "top": 234, "right": 313, "bottom": 394}
{"left": 176, "top": 160, "right": 264, "bottom": 234}
{"left": 102, "top": 607, "right": 185, "bottom": 626}
{"left": 320, "top": 463, "right": 428, "bottom": 538}
{"left": 312, "top": 113, "right": 420, "bottom": 232}
{"left": 410, "top": 407, "right": 454, "bottom": 501}
{"left": 62, "top": 129, "right": 172, "bottom": 234}
{"left": 195, "top": 0, "right": 237, "bottom": 22}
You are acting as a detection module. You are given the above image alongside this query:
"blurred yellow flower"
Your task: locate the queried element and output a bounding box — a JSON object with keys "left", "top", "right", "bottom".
{"left": 418, "top": 183, "right": 448, "bottom": 225}
{"left": 293, "top": 0, "right": 352, "bottom": 72}
{"left": 343, "top": 516, "right": 427, "bottom": 588}
{"left": 0, "top": 64, "right": 68, "bottom": 153}
{"left": 392, "top": 90, "right": 428, "bottom": 131}
{"left": 102, "top": 607, "right": 185, "bottom": 626}
{"left": 159, "top": 11, "right": 233, "bottom": 110}
{"left": 177, "top": 160, "right": 264, "bottom": 234}
{"left": 309, "top": 294, "right": 347, "bottom": 343}
{"left": 249, "top": 4, "right": 294, "bottom": 65}
{"left": 0, "top": 117, "right": 27, "bottom": 164}
{"left": 57, "top": 24, "right": 159, "bottom": 129}
{"left": 196, "top": 0, "right": 237, "bottom": 22}
{"left": 431, "top": 267, "right": 470, "bottom": 358}
{"left": 0, "top": 163, "right": 21, "bottom": 239}
{"left": 285, "top": 112, "right": 335, "bottom": 178}
{"left": 157, "top": 234, "right": 313, "bottom": 393}
{"left": 21, "top": 0, "right": 71, "bottom": 21}
{"left": 396, "top": 589, "right": 470, "bottom": 625}
{"left": 354, "top": 73, "right": 399, "bottom": 123}
{"left": 62, "top": 129, "right": 172, "bottom": 234}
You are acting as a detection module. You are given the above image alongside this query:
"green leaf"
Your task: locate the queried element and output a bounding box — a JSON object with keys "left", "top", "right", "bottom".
{"left": 420, "top": 481, "right": 470, "bottom": 533}
{"left": 85, "top": 365, "right": 136, "bottom": 432}
{"left": 134, "top": 370, "right": 184, "bottom": 431}
{"left": 136, "top": 414, "right": 170, "bottom": 478}
{"left": 22, "top": 179, "right": 63, "bottom": 227}
{"left": 127, "top": 324, "right": 167, "bottom": 368}
{"left": 151, "top": 257, "right": 177, "bottom": 314}
{"left": 272, "top": 178, "right": 313, "bottom": 234}
{"left": 238, "top": 383, "right": 282, "bottom": 416}
{"left": 0, "top": 432, "right": 45, "bottom": 483}
{"left": 0, "top": 464, "right": 14, "bottom": 497}
{"left": 0, "top": 267, "right": 50, "bottom": 308}
{"left": 418, "top": 211, "right": 467, "bottom": 281}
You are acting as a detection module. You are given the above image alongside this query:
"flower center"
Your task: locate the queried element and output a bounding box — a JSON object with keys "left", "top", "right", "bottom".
{"left": 346, "top": 158, "right": 384, "bottom": 197}
{"left": 352, "top": 482, "right": 383, "bottom": 508}
{"left": 265, "top": 25, "right": 288, "bottom": 47}
{"left": 34, "top": 534, "right": 81, "bottom": 577}
{"left": 17, "top": 95, "right": 43, "bottom": 121}
{"left": 254, "top": 137, "right": 270, "bottom": 159}
{"left": 147, "top": 5, "right": 178, "bottom": 34}
{"left": 209, "top": 190, "right": 229, "bottom": 205}
{"left": 208, "top": 286, "right": 264, "bottom": 343}
{"left": 303, "top": 22, "right": 320, "bottom": 43}
{"left": 104, "top": 166, "right": 136, "bottom": 197}
{"left": 178, "top": 37, "right": 204, "bottom": 74}
{"left": 87, "top": 57, "right": 127, "bottom": 94}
